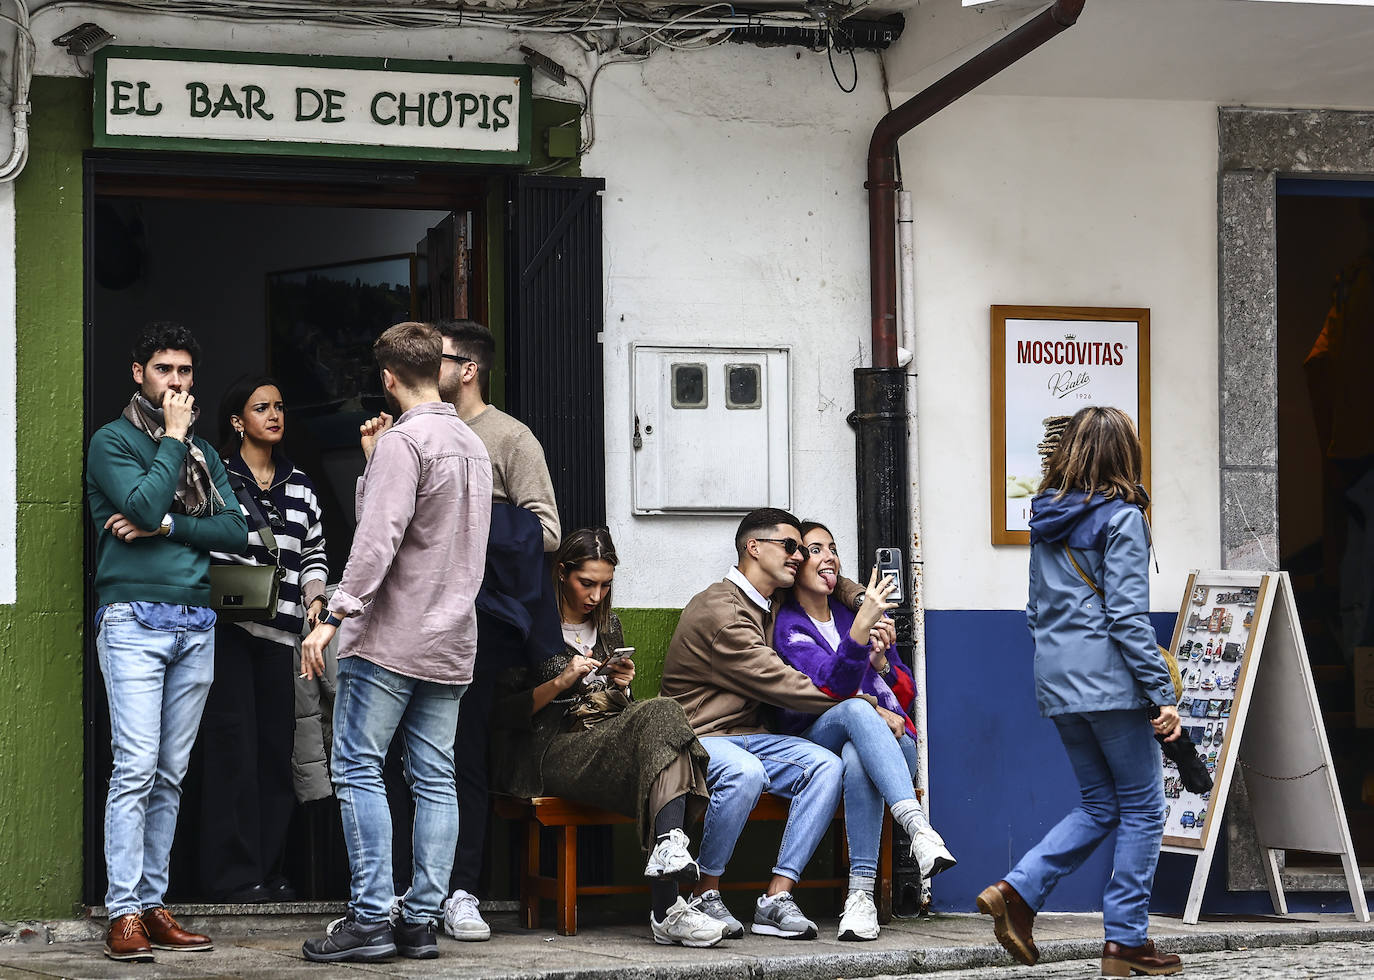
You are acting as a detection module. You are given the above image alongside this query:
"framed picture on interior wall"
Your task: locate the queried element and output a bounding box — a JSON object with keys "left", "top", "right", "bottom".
{"left": 266, "top": 254, "right": 418, "bottom": 412}
{"left": 990, "top": 305, "right": 1151, "bottom": 546}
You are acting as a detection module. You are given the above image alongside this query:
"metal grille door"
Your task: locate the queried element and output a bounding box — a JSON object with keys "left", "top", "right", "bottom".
{"left": 506, "top": 175, "right": 606, "bottom": 533}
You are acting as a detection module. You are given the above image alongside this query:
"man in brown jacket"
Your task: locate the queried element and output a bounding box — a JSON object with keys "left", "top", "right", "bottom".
{"left": 660, "top": 508, "right": 876, "bottom": 941}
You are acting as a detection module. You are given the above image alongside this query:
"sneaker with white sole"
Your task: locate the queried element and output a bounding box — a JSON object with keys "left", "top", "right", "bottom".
{"left": 695, "top": 889, "right": 744, "bottom": 939}
{"left": 751, "top": 891, "right": 817, "bottom": 939}
{"left": 644, "top": 828, "right": 700, "bottom": 882}
{"left": 910, "top": 827, "right": 958, "bottom": 879}
{"left": 837, "top": 889, "right": 880, "bottom": 941}
{"left": 441, "top": 889, "right": 491, "bottom": 942}
{"left": 651, "top": 895, "right": 727, "bottom": 947}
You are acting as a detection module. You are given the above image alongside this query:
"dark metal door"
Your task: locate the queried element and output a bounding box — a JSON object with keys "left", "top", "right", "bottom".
{"left": 505, "top": 175, "right": 606, "bottom": 533}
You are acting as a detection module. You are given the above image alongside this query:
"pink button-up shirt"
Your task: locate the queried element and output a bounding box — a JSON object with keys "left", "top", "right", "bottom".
{"left": 329, "top": 402, "right": 492, "bottom": 685}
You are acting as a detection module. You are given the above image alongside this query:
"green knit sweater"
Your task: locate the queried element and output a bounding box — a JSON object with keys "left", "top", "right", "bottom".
{"left": 86, "top": 416, "right": 247, "bottom": 607}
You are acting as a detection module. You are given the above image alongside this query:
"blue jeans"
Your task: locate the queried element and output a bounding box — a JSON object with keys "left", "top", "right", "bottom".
{"left": 698, "top": 733, "right": 842, "bottom": 881}
{"left": 332, "top": 655, "right": 467, "bottom": 925}
{"left": 96, "top": 603, "right": 215, "bottom": 918}
{"left": 1004, "top": 709, "right": 1165, "bottom": 946}
{"left": 802, "top": 698, "right": 922, "bottom": 878}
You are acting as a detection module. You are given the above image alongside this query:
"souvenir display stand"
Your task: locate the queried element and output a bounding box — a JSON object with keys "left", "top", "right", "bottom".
{"left": 1160, "top": 570, "right": 1368, "bottom": 924}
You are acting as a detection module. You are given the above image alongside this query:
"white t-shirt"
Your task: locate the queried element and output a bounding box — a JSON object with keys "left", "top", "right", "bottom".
{"left": 807, "top": 613, "right": 842, "bottom": 652}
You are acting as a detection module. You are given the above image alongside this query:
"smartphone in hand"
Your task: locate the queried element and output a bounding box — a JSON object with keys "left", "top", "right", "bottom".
{"left": 595, "top": 646, "right": 635, "bottom": 675}
{"left": 875, "top": 548, "right": 904, "bottom": 604}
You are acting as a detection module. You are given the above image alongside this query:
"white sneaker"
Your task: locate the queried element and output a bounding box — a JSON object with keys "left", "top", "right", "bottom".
{"left": 643, "top": 828, "right": 700, "bottom": 882}
{"left": 837, "top": 889, "right": 880, "bottom": 941}
{"left": 651, "top": 895, "right": 727, "bottom": 947}
{"left": 910, "top": 827, "right": 958, "bottom": 879}
{"left": 442, "top": 888, "right": 491, "bottom": 942}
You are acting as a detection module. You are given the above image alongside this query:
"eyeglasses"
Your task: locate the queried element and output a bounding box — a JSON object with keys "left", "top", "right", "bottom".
{"left": 441, "top": 353, "right": 474, "bottom": 364}
{"left": 755, "top": 537, "right": 802, "bottom": 555}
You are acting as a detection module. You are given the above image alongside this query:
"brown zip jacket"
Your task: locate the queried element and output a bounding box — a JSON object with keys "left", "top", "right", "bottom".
{"left": 660, "top": 575, "right": 870, "bottom": 736}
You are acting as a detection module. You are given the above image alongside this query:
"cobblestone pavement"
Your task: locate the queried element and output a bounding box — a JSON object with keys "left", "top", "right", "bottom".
{"left": 865, "top": 939, "right": 1374, "bottom": 979}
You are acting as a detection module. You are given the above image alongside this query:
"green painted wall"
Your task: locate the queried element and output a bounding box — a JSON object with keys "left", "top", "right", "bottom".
{"left": 0, "top": 76, "right": 89, "bottom": 918}
{"left": 618, "top": 608, "right": 682, "bottom": 700}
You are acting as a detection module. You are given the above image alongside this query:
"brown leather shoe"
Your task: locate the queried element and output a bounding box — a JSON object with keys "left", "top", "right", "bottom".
{"left": 1101, "top": 939, "right": 1182, "bottom": 976}
{"left": 140, "top": 907, "right": 213, "bottom": 952}
{"left": 104, "top": 913, "right": 154, "bottom": 962}
{"left": 975, "top": 880, "right": 1039, "bottom": 966}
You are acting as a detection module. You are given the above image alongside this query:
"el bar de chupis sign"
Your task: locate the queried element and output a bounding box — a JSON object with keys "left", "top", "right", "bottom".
{"left": 95, "top": 48, "right": 531, "bottom": 164}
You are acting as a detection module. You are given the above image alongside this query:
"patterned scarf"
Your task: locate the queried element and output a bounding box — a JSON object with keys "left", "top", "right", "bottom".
{"left": 122, "top": 392, "right": 225, "bottom": 517}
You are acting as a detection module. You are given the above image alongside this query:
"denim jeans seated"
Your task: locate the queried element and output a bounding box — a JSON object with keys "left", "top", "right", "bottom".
{"left": 96, "top": 602, "right": 216, "bottom": 918}
{"left": 802, "top": 697, "right": 922, "bottom": 879}
{"left": 697, "top": 733, "right": 842, "bottom": 881}
{"left": 332, "top": 655, "right": 467, "bottom": 925}
{"left": 1004, "top": 709, "right": 1165, "bottom": 946}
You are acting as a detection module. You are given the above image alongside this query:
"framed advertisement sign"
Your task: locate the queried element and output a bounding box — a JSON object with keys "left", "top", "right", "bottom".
{"left": 990, "top": 306, "right": 1151, "bottom": 545}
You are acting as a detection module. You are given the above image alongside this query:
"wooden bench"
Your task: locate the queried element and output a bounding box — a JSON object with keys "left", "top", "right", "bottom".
{"left": 493, "top": 793, "right": 893, "bottom": 936}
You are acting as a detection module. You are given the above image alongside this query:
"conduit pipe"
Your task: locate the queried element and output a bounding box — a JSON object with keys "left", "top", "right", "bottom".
{"left": 851, "top": 0, "right": 1086, "bottom": 911}
{"left": 866, "top": 0, "right": 1085, "bottom": 366}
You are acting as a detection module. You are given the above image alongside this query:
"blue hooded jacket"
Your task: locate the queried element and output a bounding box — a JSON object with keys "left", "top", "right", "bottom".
{"left": 1026, "top": 490, "right": 1176, "bottom": 717}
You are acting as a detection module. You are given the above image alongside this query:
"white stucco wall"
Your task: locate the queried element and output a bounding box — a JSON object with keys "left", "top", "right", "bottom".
{"left": 6, "top": 10, "right": 1223, "bottom": 614}
{"left": 590, "top": 47, "right": 887, "bottom": 608}
{"left": 900, "top": 94, "right": 1221, "bottom": 613}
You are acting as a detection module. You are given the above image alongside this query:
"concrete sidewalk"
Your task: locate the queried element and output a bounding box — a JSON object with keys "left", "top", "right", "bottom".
{"left": 1, "top": 910, "right": 1372, "bottom": 979}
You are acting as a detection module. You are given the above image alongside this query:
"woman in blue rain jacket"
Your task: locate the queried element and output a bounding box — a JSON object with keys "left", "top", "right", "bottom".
{"left": 976, "top": 406, "right": 1184, "bottom": 979}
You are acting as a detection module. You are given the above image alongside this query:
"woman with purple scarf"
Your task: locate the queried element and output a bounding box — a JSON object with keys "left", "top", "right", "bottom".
{"left": 771, "top": 521, "right": 957, "bottom": 942}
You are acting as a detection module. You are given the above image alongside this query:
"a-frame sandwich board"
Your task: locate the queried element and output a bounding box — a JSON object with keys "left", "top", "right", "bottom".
{"left": 1159, "top": 570, "right": 1368, "bottom": 924}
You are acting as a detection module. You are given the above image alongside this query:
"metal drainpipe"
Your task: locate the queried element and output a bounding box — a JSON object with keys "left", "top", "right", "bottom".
{"left": 849, "top": 0, "right": 1087, "bottom": 909}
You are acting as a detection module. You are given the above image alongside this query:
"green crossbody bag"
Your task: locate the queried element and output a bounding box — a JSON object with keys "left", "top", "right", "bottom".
{"left": 210, "top": 475, "right": 283, "bottom": 622}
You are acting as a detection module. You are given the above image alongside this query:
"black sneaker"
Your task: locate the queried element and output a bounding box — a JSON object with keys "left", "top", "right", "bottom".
{"left": 302, "top": 915, "right": 396, "bottom": 963}
{"left": 393, "top": 919, "right": 439, "bottom": 959}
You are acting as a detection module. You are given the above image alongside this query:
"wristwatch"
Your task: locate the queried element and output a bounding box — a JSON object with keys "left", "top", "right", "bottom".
{"left": 323, "top": 612, "right": 344, "bottom": 629}
{"left": 157, "top": 514, "right": 174, "bottom": 537}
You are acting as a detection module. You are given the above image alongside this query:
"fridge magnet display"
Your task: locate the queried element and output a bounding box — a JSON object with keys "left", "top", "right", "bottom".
{"left": 1159, "top": 570, "right": 1367, "bottom": 925}
{"left": 989, "top": 306, "right": 1150, "bottom": 545}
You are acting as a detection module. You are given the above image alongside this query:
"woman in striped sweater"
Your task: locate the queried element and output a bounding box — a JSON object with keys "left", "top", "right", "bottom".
{"left": 200, "top": 375, "right": 329, "bottom": 903}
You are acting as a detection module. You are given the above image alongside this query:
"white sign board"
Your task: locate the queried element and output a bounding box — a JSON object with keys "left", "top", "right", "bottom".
{"left": 1160, "top": 571, "right": 1368, "bottom": 925}
{"left": 95, "top": 48, "right": 531, "bottom": 165}
{"left": 989, "top": 306, "right": 1150, "bottom": 544}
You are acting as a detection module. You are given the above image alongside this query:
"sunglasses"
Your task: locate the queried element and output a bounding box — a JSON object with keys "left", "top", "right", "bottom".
{"left": 755, "top": 537, "right": 802, "bottom": 555}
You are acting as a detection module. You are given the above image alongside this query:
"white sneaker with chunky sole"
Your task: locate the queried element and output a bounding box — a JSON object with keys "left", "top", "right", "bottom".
{"left": 442, "top": 889, "right": 491, "bottom": 942}
{"left": 651, "top": 896, "right": 727, "bottom": 947}
{"left": 837, "top": 889, "right": 880, "bottom": 941}
{"left": 644, "top": 828, "right": 700, "bottom": 882}
{"left": 910, "top": 827, "right": 958, "bottom": 879}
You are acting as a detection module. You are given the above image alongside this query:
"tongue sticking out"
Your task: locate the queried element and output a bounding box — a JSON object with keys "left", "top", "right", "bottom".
{"left": 819, "top": 569, "right": 837, "bottom": 587}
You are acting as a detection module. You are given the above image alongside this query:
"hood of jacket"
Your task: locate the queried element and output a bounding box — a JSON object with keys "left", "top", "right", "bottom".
{"left": 1029, "top": 490, "right": 1138, "bottom": 551}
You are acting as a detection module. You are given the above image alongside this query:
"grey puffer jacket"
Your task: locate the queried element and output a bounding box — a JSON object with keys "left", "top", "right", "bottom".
{"left": 292, "top": 631, "right": 338, "bottom": 802}
{"left": 1026, "top": 490, "right": 1176, "bottom": 717}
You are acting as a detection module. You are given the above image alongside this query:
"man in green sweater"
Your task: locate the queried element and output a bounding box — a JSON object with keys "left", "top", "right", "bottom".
{"left": 85, "top": 322, "right": 247, "bottom": 963}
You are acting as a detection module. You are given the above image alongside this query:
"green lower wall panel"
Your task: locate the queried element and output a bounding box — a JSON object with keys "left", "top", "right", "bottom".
{"left": 0, "top": 76, "right": 89, "bottom": 918}
{"left": 616, "top": 608, "right": 681, "bottom": 700}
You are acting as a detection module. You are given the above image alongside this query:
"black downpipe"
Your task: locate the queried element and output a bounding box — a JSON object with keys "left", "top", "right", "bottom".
{"left": 849, "top": 369, "right": 910, "bottom": 644}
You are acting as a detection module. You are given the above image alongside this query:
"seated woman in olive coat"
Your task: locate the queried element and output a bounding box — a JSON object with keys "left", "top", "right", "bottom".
{"left": 489, "top": 527, "right": 725, "bottom": 948}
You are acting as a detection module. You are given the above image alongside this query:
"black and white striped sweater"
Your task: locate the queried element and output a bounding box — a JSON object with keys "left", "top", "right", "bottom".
{"left": 211, "top": 453, "right": 329, "bottom": 648}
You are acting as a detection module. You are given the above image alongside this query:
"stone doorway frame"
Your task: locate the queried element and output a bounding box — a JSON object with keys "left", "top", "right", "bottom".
{"left": 1219, "top": 105, "right": 1374, "bottom": 891}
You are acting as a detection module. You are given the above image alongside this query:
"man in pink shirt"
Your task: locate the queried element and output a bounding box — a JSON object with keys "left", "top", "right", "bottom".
{"left": 299, "top": 322, "right": 492, "bottom": 963}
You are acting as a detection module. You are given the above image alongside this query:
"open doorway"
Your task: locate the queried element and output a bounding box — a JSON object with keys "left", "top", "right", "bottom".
{"left": 1276, "top": 181, "right": 1374, "bottom": 870}
{"left": 83, "top": 154, "right": 490, "bottom": 906}
{"left": 82, "top": 154, "right": 607, "bottom": 910}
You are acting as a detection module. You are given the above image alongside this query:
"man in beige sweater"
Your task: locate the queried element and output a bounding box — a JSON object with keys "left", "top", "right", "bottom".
{"left": 437, "top": 319, "right": 562, "bottom": 941}
{"left": 661, "top": 508, "right": 888, "bottom": 941}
